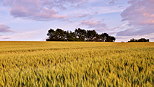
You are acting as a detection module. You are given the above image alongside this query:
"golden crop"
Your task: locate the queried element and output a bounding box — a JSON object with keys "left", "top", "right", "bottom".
{"left": 0, "top": 41, "right": 154, "bottom": 87}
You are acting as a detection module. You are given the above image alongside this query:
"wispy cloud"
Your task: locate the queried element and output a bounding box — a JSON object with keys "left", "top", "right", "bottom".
{"left": 2, "top": 0, "right": 124, "bottom": 21}
{"left": 2, "top": 0, "right": 89, "bottom": 21}
{"left": 117, "top": 0, "right": 154, "bottom": 36}
{"left": 0, "top": 24, "right": 13, "bottom": 32}
{"left": 0, "top": 29, "right": 45, "bottom": 41}
{"left": 80, "top": 19, "right": 107, "bottom": 32}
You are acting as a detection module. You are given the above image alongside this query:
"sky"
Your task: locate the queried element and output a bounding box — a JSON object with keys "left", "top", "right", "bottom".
{"left": 0, "top": 0, "right": 154, "bottom": 42}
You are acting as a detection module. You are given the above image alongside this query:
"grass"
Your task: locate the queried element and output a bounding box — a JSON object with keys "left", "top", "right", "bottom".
{"left": 0, "top": 41, "right": 154, "bottom": 87}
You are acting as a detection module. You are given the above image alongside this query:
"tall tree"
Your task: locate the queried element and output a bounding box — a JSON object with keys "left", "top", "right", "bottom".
{"left": 75, "top": 28, "right": 87, "bottom": 41}
{"left": 100, "top": 33, "right": 109, "bottom": 42}
{"left": 106, "top": 36, "right": 116, "bottom": 42}
{"left": 46, "top": 29, "right": 56, "bottom": 41}
{"left": 66, "top": 31, "right": 76, "bottom": 41}
{"left": 55, "top": 29, "right": 65, "bottom": 41}
{"left": 86, "top": 30, "right": 97, "bottom": 41}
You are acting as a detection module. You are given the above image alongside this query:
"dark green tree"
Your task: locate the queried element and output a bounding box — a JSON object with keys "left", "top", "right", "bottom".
{"left": 66, "top": 31, "right": 76, "bottom": 41}
{"left": 138, "top": 38, "right": 149, "bottom": 42}
{"left": 46, "top": 29, "right": 56, "bottom": 41}
{"left": 46, "top": 28, "right": 116, "bottom": 42}
{"left": 128, "top": 38, "right": 149, "bottom": 42}
{"left": 75, "top": 28, "right": 87, "bottom": 41}
{"left": 86, "top": 30, "right": 97, "bottom": 41}
{"left": 100, "top": 33, "right": 109, "bottom": 42}
{"left": 106, "top": 36, "right": 116, "bottom": 42}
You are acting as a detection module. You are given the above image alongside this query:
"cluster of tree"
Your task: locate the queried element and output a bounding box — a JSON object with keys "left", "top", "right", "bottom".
{"left": 128, "top": 38, "right": 149, "bottom": 42}
{"left": 46, "top": 28, "right": 116, "bottom": 42}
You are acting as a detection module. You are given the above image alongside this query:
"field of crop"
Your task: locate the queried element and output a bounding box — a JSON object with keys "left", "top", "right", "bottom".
{"left": 0, "top": 41, "right": 154, "bottom": 87}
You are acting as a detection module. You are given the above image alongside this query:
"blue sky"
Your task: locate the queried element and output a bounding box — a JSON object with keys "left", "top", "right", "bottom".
{"left": 0, "top": 0, "right": 154, "bottom": 42}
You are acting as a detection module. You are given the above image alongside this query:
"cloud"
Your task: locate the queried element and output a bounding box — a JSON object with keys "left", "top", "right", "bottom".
{"left": 93, "top": 6, "right": 124, "bottom": 15}
{"left": 0, "top": 35, "right": 11, "bottom": 39}
{"left": 118, "top": 0, "right": 154, "bottom": 36}
{"left": 0, "top": 24, "right": 12, "bottom": 32}
{"left": 2, "top": 0, "right": 88, "bottom": 21}
{"left": 80, "top": 19, "right": 127, "bottom": 35}
{"left": 117, "top": 26, "right": 154, "bottom": 36}
{"left": 2, "top": 0, "right": 125, "bottom": 21}
{"left": 0, "top": 29, "right": 45, "bottom": 41}
{"left": 81, "top": 19, "right": 108, "bottom": 32}
{"left": 109, "top": 0, "right": 118, "bottom": 4}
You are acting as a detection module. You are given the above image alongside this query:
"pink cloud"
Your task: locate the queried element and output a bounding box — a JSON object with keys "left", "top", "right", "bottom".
{"left": 81, "top": 19, "right": 108, "bottom": 32}
{"left": 0, "top": 24, "right": 13, "bottom": 32}
{"left": 123, "top": 0, "right": 154, "bottom": 25}
{"left": 3, "top": 0, "right": 88, "bottom": 20}
{"left": 82, "top": 20, "right": 106, "bottom": 27}
{"left": 118, "top": 0, "right": 154, "bottom": 36}
{"left": 2, "top": 0, "right": 122, "bottom": 21}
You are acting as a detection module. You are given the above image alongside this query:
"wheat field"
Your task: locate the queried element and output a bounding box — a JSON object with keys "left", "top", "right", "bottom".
{"left": 0, "top": 41, "right": 154, "bottom": 87}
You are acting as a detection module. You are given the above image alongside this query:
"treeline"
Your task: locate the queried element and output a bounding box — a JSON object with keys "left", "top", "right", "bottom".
{"left": 46, "top": 28, "right": 116, "bottom": 42}
{"left": 128, "top": 38, "right": 149, "bottom": 42}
